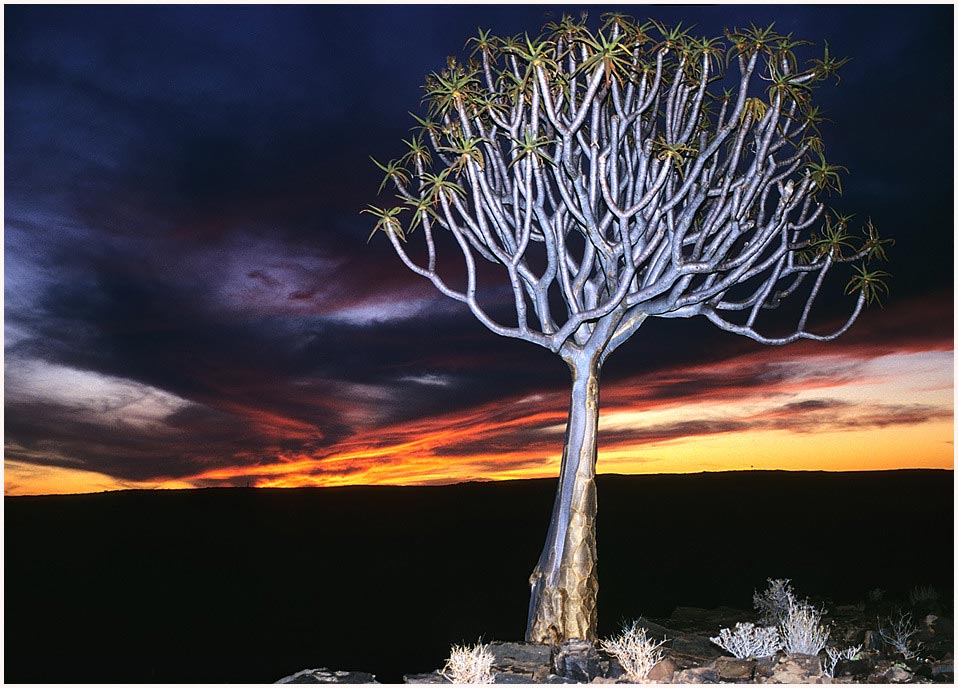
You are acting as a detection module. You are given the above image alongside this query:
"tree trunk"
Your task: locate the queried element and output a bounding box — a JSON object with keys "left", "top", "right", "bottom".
{"left": 526, "top": 352, "right": 601, "bottom": 643}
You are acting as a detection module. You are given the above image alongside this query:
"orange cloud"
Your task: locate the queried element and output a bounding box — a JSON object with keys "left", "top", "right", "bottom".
{"left": 7, "top": 344, "right": 952, "bottom": 496}
{"left": 176, "top": 348, "right": 953, "bottom": 490}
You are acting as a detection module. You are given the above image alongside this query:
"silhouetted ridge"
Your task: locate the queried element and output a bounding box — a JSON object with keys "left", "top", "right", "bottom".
{"left": 5, "top": 470, "right": 952, "bottom": 683}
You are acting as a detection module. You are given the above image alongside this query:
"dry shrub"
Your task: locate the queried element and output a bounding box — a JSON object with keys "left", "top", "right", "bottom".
{"left": 599, "top": 621, "right": 667, "bottom": 682}
{"left": 441, "top": 641, "right": 495, "bottom": 684}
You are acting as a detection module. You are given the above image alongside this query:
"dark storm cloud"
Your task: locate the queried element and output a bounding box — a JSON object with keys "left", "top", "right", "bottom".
{"left": 4, "top": 240, "right": 568, "bottom": 481}
{"left": 4, "top": 5, "right": 952, "bottom": 488}
{"left": 4, "top": 398, "right": 258, "bottom": 481}
{"left": 6, "top": 6, "right": 382, "bottom": 251}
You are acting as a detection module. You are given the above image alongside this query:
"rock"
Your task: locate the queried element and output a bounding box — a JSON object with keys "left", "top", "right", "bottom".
{"left": 714, "top": 656, "right": 754, "bottom": 682}
{"left": 670, "top": 634, "right": 723, "bottom": 660}
{"left": 866, "top": 660, "right": 917, "bottom": 684}
{"left": 669, "top": 651, "right": 701, "bottom": 670}
{"left": 916, "top": 616, "right": 940, "bottom": 645}
{"left": 880, "top": 665, "right": 914, "bottom": 683}
{"left": 487, "top": 642, "right": 553, "bottom": 679}
{"left": 402, "top": 672, "right": 446, "bottom": 684}
{"left": 490, "top": 673, "right": 534, "bottom": 684}
{"left": 672, "top": 665, "right": 720, "bottom": 683}
{"left": 753, "top": 656, "right": 776, "bottom": 680}
{"left": 554, "top": 639, "right": 602, "bottom": 682}
{"left": 600, "top": 657, "right": 626, "bottom": 680}
{"left": 931, "top": 661, "right": 954, "bottom": 683}
{"left": 835, "top": 658, "right": 872, "bottom": 679}
{"left": 276, "top": 668, "right": 378, "bottom": 684}
{"left": 930, "top": 616, "right": 954, "bottom": 638}
{"left": 668, "top": 606, "right": 749, "bottom": 630}
{"left": 767, "top": 654, "right": 825, "bottom": 684}
{"left": 931, "top": 659, "right": 954, "bottom": 675}
{"left": 647, "top": 657, "right": 676, "bottom": 682}
{"left": 670, "top": 606, "right": 712, "bottom": 622}
{"left": 913, "top": 662, "right": 933, "bottom": 681}
{"left": 862, "top": 629, "right": 883, "bottom": 651}
{"left": 540, "top": 674, "right": 577, "bottom": 684}
{"left": 632, "top": 617, "right": 679, "bottom": 641}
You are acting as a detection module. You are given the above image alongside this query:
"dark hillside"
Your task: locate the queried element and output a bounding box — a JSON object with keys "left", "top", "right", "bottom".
{"left": 5, "top": 470, "right": 952, "bottom": 683}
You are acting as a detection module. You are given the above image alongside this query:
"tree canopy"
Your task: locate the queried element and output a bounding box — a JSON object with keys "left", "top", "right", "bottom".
{"left": 366, "top": 14, "right": 890, "bottom": 363}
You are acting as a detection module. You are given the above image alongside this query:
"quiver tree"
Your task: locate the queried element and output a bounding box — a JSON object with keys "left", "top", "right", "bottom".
{"left": 365, "top": 14, "right": 891, "bottom": 644}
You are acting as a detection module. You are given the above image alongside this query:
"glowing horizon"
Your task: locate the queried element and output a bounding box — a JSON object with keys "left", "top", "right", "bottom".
{"left": 6, "top": 344, "right": 953, "bottom": 497}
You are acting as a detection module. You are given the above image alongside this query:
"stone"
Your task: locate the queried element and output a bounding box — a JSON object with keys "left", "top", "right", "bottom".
{"left": 490, "top": 673, "right": 533, "bottom": 684}
{"left": 880, "top": 665, "right": 915, "bottom": 683}
{"left": 532, "top": 666, "right": 552, "bottom": 682}
{"left": 669, "top": 651, "right": 701, "bottom": 670}
{"left": 714, "top": 656, "right": 754, "bottom": 682}
{"left": 670, "top": 634, "right": 723, "bottom": 660}
{"left": 767, "top": 654, "right": 825, "bottom": 684}
{"left": 672, "top": 665, "right": 720, "bottom": 683}
{"left": 865, "top": 660, "right": 894, "bottom": 683}
{"left": 275, "top": 668, "right": 379, "bottom": 684}
{"left": 554, "top": 639, "right": 602, "bottom": 682}
{"left": 931, "top": 660, "right": 955, "bottom": 683}
{"left": 862, "top": 629, "right": 883, "bottom": 651}
{"left": 541, "top": 674, "right": 577, "bottom": 684}
{"left": 646, "top": 657, "right": 676, "bottom": 682}
{"left": 668, "top": 606, "right": 748, "bottom": 630}
{"left": 835, "top": 658, "right": 872, "bottom": 679}
{"left": 402, "top": 672, "right": 446, "bottom": 684}
{"left": 753, "top": 655, "right": 776, "bottom": 680}
{"left": 931, "top": 660, "right": 954, "bottom": 677}
{"left": 600, "top": 657, "right": 626, "bottom": 680}
{"left": 632, "top": 617, "right": 679, "bottom": 641}
{"left": 488, "top": 642, "right": 553, "bottom": 679}
{"left": 930, "top": 616, "right": 954, "bottom": 638}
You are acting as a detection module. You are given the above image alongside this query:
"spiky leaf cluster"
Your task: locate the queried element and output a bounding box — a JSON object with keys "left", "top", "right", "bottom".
{"left": 366, "top": 14, "right": 890, "bottom": 355}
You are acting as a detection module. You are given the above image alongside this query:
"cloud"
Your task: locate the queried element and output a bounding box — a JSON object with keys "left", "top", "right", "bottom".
{"left": 597, "top": 398, "right": 952, "bottom": 450}
{"left": 397, "top": 373, "right": 455, "bottom": 387}
{"left": 5, "top": 358, "right": 191, "bottom": 427}
{"left": 5, "top": 288, "right": 952, "bottom": 491}
{"left": 4, "top": 5, "right": 953, "bottom": 494}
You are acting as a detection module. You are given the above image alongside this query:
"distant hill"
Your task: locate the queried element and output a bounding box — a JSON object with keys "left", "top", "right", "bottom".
{"left": 5, "top": 470, "right": 953, "bottom": 683}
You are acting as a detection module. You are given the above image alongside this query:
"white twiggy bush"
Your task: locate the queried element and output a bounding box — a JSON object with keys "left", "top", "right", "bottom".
{"left": 780, "top": 596, "right": 830, "bottom": 655}
{"left": 879, "top": 610, "right": 922, "bottom": 659}
{"left": 908, "top": 585, "right": 938, "bottom": 607}
{"left": 823, "top": 644, "right": 863, "bottom": 678}
{"left": 599, "top": 621, "right": 667, "bottom": 682}
{"left": 441, "top": 641, "right": 496, "bottom": 684}
{"left": 753, "top": 578, "right": 795, "bottom": 625}
{"left": 710, "top": 622, "right": 783, "bottom": 659}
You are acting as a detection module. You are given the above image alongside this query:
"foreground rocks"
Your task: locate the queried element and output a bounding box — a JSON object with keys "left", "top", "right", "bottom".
{"left": 278, "top": 604, "right": 954, "bottom": 684}
{"left": 275, "top": 668, "right": 379, "bottom": 683}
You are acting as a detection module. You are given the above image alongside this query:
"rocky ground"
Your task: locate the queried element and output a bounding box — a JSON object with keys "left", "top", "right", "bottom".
{"left": 276, "top": 598, "right": 954, "bottom": 684}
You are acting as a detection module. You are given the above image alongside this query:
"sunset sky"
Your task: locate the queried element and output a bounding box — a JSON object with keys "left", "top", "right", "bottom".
{"left": 4, "top": 4, "right": 953, "bottom": 496}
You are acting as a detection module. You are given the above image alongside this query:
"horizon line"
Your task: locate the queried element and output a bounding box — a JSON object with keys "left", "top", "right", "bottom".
{"left": 6, "top": 466, "right": 953, "bottom": 499}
